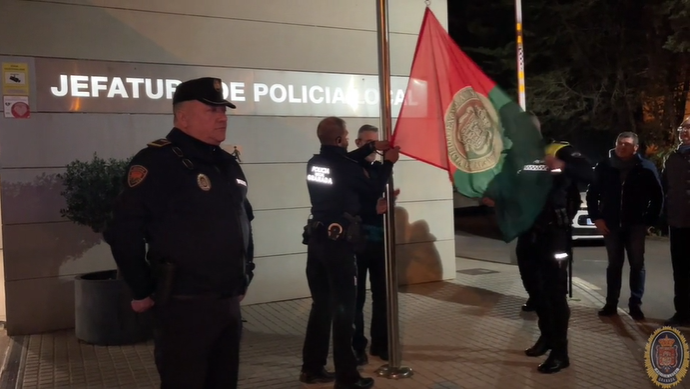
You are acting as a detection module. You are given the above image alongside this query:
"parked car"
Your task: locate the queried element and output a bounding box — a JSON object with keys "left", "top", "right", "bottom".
{"left": 571, "top": 181, "right": 603, "bottom": 241}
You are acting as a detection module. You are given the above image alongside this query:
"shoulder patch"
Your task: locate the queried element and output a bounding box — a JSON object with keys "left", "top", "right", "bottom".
{"left": 147, "top": 138, "right": 171, "bottom": 148}
{"left": 127, "top": 165, "right": 148, "bottom": 188}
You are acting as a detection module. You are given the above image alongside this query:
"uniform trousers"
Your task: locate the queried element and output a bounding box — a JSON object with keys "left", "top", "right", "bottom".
{"left": 153, "top": 295, "right": 242, "bottom": 389}
{"left": 302, "top": 236, "right": 360, "bottom": 383}
{"left": 516, "top": 232, "right": 540, "bottom": 302}
{"left": 353, "top": 240, "right": 388, "bottom": 354}
{"left": 520, "top": 226, "right": 572, "bottom": 356}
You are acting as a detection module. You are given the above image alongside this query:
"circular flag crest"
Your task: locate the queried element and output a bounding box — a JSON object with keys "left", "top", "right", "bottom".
{"left": 444, "top": 86, "right": 504, "bottom": 174}
{"left": 645, "top": 326, "right": 689, "bottom": 388}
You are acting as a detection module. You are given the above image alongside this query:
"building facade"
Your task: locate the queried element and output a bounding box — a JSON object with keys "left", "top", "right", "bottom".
{"left": 0, "top": 0, "right": 453, "bottom": 335}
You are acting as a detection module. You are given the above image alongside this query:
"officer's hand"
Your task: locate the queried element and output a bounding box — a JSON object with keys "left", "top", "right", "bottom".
{"left": 376, "top": 198, "right": 388, "bottom": 214}
{"left": 373, "top": 141, "right": 392, "bottom": 151}
{"left": 393, "top": 188, "right": 401, "bottom": 199}
{"left": 593, "top": 219, "right": 610, "bottom": 235}
{"left": 481, "top": 197, "right": 495, "bottom": 207}
{"left": 131, "top": 296, "right": 155, "bottom": 313}
{"left": 384, "top": 147, "right": 400, "bottom": 163}
{"left": 544, "top": 155, "right": 565, "bottom": 171}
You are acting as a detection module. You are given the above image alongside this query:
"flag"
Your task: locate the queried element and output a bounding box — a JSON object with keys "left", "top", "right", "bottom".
{"left": 391, "top": 8, "right": 552, "bottom": 243}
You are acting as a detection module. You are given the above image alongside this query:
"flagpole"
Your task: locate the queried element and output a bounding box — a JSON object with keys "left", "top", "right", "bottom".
{"left": 515, "top": 0, "right": 526, "bottom": 110}
{"left": 374, "top": 0, "right": 412, "bottom": 380}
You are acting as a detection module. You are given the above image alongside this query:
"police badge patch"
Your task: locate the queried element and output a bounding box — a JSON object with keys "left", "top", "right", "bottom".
{"left": 127, "top": 165, "right": 148, "bottom": 188}
{"left": 197, "top": 173, "right": 212, "bottom": 191}
{"left": 645, "top": 326, "right": 690, "bottom": 388}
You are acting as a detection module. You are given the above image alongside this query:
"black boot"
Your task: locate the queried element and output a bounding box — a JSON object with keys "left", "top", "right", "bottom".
{"left": 299, "top": 368, "right": 335, "bottom": 384}
{"left": 335, "top": 377, "right": 375, "bottom": 389}
{"left": 538, "top": 344, "right": 570, "bottom": 374}
{"left": 525, "top": 336, "right": 551, "bottom": 357}
{"left": 598, "top": 303, "right": 617, "bottom": 317}
{"left": 665, "top": 313, "right": 690, "bottom": 327}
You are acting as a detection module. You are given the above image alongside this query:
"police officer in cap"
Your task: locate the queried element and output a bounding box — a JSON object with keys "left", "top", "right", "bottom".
{"left": 104, "top": 77, "right": 255, "bottom": 389}
{"left": 300, "top": 117, "right": 399, "bottom": 389}
{"left": 483, "top": 114, "right": 592, "bottom": 373}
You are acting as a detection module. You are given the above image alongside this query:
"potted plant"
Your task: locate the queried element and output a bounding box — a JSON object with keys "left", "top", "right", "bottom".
{"left": 59, "top": 153, "right": 153, "bottom": 345}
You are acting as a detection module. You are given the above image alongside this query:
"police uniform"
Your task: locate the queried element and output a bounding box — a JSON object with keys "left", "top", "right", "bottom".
{"left": 353, "top": 159, "right": 389, "bottom": 364}
{"left": 104, "top": 78, "right": 254, "bottom": 389}
{"left": 301, "top": 143, "right": 392, "bottom": 389}
{"left": 519, "top": 141, "right": 592, "bottom": 374}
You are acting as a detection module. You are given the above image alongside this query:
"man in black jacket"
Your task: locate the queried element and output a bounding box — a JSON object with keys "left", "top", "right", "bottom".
{"left": 662, "top": 118, "right": 690, "bottom": 326}
{"left": 351, "top": 125, "right": 399, "bottom": 366}
{"left": 586, "top": 131, "right": 663, "bottom": 321}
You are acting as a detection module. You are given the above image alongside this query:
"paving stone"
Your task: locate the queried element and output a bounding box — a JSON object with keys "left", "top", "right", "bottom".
{"left": 9, "top": 258, "right": 684, "bottom": 388}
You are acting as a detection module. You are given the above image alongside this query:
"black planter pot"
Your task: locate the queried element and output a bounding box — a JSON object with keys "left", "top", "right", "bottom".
{"left": 74, "top": 269, "right": 154, "bottom": 346}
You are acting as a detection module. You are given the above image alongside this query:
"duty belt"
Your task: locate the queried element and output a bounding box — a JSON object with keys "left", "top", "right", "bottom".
{"left": 306, "top": 213, "right": 362, "bottom": 242}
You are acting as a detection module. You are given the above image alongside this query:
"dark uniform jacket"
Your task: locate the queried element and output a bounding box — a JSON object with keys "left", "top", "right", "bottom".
{"left": 104, "top": 128, "right": 255, "bottom": 300}
{"left": 662, "top": 147, "right": 690, "bottom": 228}
{"left": 307, "top": 144, "right": 392, "bottom": 225}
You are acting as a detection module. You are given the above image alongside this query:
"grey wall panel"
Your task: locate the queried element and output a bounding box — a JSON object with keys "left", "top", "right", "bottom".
{"left": 0, "top": 114, "right": 169, "bottom": 168}
{"left": 2, "top": 237, "right": 455, "bottom": 334}
{"left": 2, "top": 222, "right": 113, "bottom": 282}
{"left": 396, "top": 239, "right": 454, "bottom": 286}
{"left": 1, "top": 168, "right": 65, "bottom": 225}
{"left": 5, "top": 274, "right": 77, "bottom": 335}
{"left": 0, "top": 161, "right": 453, "bottom": 227}
{"left": 0, "top": 113, "right": 403, "bottom": 168}
{"left": 22, "top": 0, "right": 448, "bottom": 34}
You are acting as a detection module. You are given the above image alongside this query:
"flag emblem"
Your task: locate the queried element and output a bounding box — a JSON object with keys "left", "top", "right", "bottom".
{"left": 445, "top": 86, "right": 504, "bottom": 174}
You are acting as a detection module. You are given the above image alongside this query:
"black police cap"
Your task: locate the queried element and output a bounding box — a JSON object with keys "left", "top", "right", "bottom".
{"left": 172, "top": 77, "right": 236, "bottom": 109}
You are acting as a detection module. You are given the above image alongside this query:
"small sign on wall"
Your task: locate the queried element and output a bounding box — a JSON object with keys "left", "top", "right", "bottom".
{"left": 3, "top": 96, "right": 30, "bottom": 119}
{"left": 2, "top": 62, "right": 30, "bottom": 96}
{"left": 221, "top": 144, "right": 243, "bottom": 162}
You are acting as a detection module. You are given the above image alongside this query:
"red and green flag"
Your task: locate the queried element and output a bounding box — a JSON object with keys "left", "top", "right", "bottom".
{"left": 391, "top": 8, "right": 551, "bottom": 242}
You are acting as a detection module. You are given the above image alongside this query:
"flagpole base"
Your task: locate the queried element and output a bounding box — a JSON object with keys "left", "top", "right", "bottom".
{"left": 375, "top": 365, "right": 413, "bottom": 379}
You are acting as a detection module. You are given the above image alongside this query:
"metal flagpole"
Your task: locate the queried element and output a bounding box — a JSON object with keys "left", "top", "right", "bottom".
{"left": 374, "top": 0, "right": 412, "bottom": 380}
{"left": 515, "top": 0, "right": 526, "bottom": 111}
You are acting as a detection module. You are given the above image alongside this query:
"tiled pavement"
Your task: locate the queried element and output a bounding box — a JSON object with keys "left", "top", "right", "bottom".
{"left": 3, "top": 257, "right": 684, "bottom": 389}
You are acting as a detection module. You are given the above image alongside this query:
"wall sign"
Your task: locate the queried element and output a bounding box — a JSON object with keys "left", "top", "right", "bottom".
{"left": 33, "top": 58, "right": 428, "bottom": 118}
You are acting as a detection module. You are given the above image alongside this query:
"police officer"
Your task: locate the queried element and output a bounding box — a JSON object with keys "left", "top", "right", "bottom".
{"left": 351, "top": 124, "right": 398, "bottom": 365}
{"left": 483, "top": 121, "right": 592, "bottom": 374}
{"left": 104, "top": 77, "right": 255, "bottom": 389}
{"left": 300, "top": 117, "right": 399, "bottom": 389}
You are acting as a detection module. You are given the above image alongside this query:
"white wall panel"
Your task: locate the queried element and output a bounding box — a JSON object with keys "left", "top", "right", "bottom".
{"left": 0, "top": 0, "right": 452, "bottom": 334}
{"left": 1, "top": 0, "right": 446, "bottom": 76}
{"left": 244, "top": 238, "right": 455, "bottom": 306}
{"left": 23, "top": 0, "right": 448, "bottom": 34}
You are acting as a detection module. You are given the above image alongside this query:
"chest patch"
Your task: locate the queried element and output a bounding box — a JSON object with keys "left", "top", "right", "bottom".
{"left": 236, "top": 178, "right": 247, "bottom": 187}
{"left": 197, "top": 173, "right": 212, "bottom": 191}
